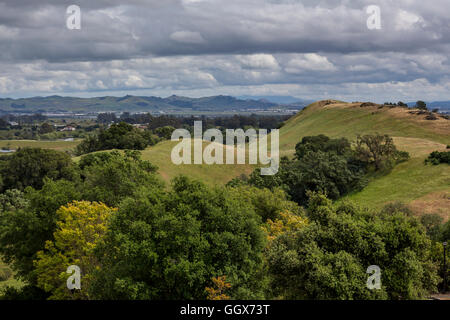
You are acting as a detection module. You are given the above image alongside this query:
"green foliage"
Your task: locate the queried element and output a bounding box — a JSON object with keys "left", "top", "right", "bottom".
{"left": 380, "top": 201, "right": 413, "bottom": 217}
{"left": 284, "top": 151, "right": 366, "bottom": 204}
{"left": 154, "top": 126, "right": 176, "bottom": 140}
{"left": 38, "top": 123, "right": 54, "bottom": 134}
{"left": 75, "top": 122, "right": 157, "bottom": 155}
{"left": 295, "top": 135, "right": 352, "bottom": 159}
{"left": 0, "top": 265, "right": 13, "bottom": 281}
{"left": 425, "top": 151, "right": 450, "bottom": 165}
{"left": 227, "top": 185, "right": 305, "bottom": 222}
{"left": 420, "top": 214, "right": 444, "bottom": 241}
{"left": 0, "top": 150, "right": 160, "bottom": 288}
{"left": 355, "top": 134, "right": 406, "bottom": 171}
{"left": 0, "top": 148, "right": 76, "bottom": 191}
{"left": 415, "top": 101, "right": 428, "bottom": 111}
{"left": 266, "top": 193, "right": 440, "bottom": 300}
{"left": 0, "top": 189, "right": 29, "bottom": 212}
{"left": 0, "top": 179, "right": 82, "bottom": 284}
{"left": 80, "top": 151, "right": 162, "bottom": 207}
{"left": 34, "top": 201, "right": 116, "bottom": 300}
{"left": 441, "top": 220, "right": 450, "bottom": 242}
{"left": 247, "top": 136, "right": 368, "bottom": 205}
{"left": 0, "top": 284, "right": 47, "bottom": 300}
{"left": 90, "top": 176, "right": 267, "bottom": 300}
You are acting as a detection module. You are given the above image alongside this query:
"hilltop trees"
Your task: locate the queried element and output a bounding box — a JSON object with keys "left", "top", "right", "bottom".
{"left": 355, "top": 134, "right": 409, "bottom": 171}
{"left": 75, "top": 122, "right": 158, "bottom": 155}
{"left": 415, "top": 101, "right": 428, "bottom": 110}
{"left": 241, "top": 134, "right": 409, "bottom": 206}
{"left": 80, "top": 151, "right": 161, "bottom": 207}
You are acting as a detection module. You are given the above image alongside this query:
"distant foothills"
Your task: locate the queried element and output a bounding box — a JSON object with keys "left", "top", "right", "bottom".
{"left": 0, "top": 95, "right": 311, "bottom": 115}
{"left": 0, "top": 94, "right": 449, "bottom": 115}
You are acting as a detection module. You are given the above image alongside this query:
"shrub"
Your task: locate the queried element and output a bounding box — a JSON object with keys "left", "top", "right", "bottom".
{"left": 425, "top": 151, "right": 450, "bottom": 165}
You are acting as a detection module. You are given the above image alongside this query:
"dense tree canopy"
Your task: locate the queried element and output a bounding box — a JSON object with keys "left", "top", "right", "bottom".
{"left": 0, "top": 150, "right": 161, "bottom": 288}
{"left": 0, "top": 148, "right": 76, "bottom": 191}
{"left": 0, "top": 139, "right": 444, "bottom": 301}
{"left": 75, "top": 122, "right": 158, "bottom": 155}
{"left": 247, "top": 135, "right": 369, "bottom": 205}
{"left": 34, "top": 201, "right": 116, "bottom": 300}
{"left": 90, "top": 177, "right": 267, "bottom": 300}
{"left": 266, "top": 193, "right": 440, "bottom": 300}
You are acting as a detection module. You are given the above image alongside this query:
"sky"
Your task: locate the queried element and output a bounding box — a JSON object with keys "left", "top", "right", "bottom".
{"left": 0, "top": 0, "right": 450, "bottom": 102}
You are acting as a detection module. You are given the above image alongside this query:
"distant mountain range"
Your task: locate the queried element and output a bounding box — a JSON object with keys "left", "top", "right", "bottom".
{"left": 1, "top": 95, "right": 448, "bottom": 114}
{"left": 0, "top": 95, "right": 307, "bottom": 114}
{"left": 237, "top": 95, "right": 314, "bottom": 105}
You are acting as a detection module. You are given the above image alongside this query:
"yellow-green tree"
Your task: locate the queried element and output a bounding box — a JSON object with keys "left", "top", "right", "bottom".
{"left": 34, "top": 201, "right": 116, "bottom": 300}
{"left": 205, "top": 276, "right": 232, "bottom": 300}
{"left": 262, "top": 210, "right": 308, "bottom": 243}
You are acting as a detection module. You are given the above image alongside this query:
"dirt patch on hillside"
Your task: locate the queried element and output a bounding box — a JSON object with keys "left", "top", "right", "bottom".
{"left": 392, "top": 137, "right": 447, "bottom": 157}
{"left": 409, "top": 191, "right": 450, "bottom": 222}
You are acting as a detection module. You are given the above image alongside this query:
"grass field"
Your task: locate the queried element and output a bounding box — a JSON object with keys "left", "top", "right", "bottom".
{"left": 142, "top": 140, "right": 258, "bottom": 185}
{"left": 0, "top": 139, "right": 80, "bottom": 152}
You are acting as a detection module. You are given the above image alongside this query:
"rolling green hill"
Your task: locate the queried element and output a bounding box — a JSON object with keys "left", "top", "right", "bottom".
{"left": 141, "top": 100, "right": 449, "bottom": 219}
{"left": 277, "top": 100, "right": 449, "bottom": 219}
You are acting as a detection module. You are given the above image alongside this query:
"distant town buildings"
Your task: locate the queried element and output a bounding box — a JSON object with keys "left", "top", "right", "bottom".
{"left": 60, "top": 126, "right": 76, "bottom": 132}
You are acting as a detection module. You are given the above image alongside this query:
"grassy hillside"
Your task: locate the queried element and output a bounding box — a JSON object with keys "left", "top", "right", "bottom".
{"left": 279, "top": 100, "right": 449, "bottom": 156}
{"left": 139, "top": 100, "right": 449, "bottom": 218}
{"left": 278, "top": 101, "right": 450, "bottom": 219}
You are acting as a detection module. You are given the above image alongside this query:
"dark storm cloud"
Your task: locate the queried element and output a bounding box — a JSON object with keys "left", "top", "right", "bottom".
{"left": 0, "top": 0, "right": 449, "bottom": 101}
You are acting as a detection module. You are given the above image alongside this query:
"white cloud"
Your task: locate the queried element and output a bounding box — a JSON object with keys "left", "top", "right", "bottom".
{"left": 285, "top": 54, "right": 337, "bottom": 73}
{"left": 395, "top": 10, "right": 425, "bottom": 31}
{"left": 236, "top": 54, "right": 279, "bottom": 70}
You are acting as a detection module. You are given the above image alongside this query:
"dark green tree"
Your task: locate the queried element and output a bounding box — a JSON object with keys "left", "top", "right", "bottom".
{"left": 90, "top": 176, "right": 267, "bottom": 300}
{"left": 266, "top": 193, "right": 440, "bottom": 300}
{"left": 415, "top": 101, "right": 428, "bottom": 110}
{"left": 0, "top": 148, "right": 76, "bottom": 191}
